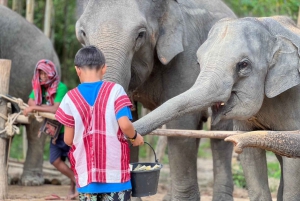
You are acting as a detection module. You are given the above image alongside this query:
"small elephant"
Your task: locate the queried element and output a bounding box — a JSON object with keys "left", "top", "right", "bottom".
{"left": 134, "top": 16, "right": 300, "bottom": 201}
{"left": 76, "top": 0, "right": 236, "bottom": 200}
{"left": 0, "top": 6, "right": 60, "bottom": 186}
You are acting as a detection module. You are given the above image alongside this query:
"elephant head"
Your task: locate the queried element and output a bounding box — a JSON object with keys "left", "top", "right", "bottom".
{"left": 76, "top": 0, "right": 187, "bottom": 91}
{"left": 133, "top": 16, "right": 300, "bottom": 136}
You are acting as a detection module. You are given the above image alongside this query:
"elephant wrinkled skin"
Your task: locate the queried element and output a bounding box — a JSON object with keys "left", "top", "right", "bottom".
{"left": 134, "top": 16, "right": 300, "bottom": 201}
{"left": 76, "top": 0, "right": 236, "bottom": 200}
{"left": 0, "top": 6, "right": 60, "bottom": 186}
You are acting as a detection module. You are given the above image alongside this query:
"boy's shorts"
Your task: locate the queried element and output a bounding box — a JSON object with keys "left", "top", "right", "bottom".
{"left": 49, "top": 133, "right": 70, "bottom": 164}
{"left": 79, "top": 190, "right": 131, "bottom": 201}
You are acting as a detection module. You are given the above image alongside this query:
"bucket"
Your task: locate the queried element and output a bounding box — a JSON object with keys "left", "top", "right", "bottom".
{"left": 130, "top": 142, "right": 163, "bottom": 197}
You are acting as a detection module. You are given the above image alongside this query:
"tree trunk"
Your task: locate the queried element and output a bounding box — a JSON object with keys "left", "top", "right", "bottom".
{"left": 61, "top": 0, "right": 69, "bottom": 81}
{"left": 0, "top": 0, "right": 7, "bottom": 6}
{"left": 0, "top": 59, "right": 11, "bottom": 200}
{"left": 26, "top": 0, "right": 35, "bottom": 23}
{"left": 298, "top": 6, "right": 300, "bottom": 28}
{"left": 12, "top": 0, "right": 23, "bottom": 14}
{"left": 44, "top": 0, "right": 53, "bottom": 38}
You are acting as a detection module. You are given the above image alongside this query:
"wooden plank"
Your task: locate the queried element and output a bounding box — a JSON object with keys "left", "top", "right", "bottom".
{"left": 148, "top": 129, "right": 245, "bottom": 139}
{"left": 0, "top": 59, "right": 11, "bottom": 200}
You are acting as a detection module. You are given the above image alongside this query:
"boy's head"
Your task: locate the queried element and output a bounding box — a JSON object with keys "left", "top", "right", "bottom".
{"left": 74, "top": 46, "right": 107, "bottom": 82}
{"left": 74, "top": 45, "right": 106, "bottom": 70}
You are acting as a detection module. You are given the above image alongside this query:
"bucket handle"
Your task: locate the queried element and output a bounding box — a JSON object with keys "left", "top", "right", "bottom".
{"left": 144, "top": 142, "right": 158, "bottom": 163}
{"left": 131, "top": 141, "right": 159, "bottom": 163}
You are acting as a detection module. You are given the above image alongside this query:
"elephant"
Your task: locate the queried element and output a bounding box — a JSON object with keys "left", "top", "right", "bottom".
{"left": 0, "top": 6, "right": 61, "bottom": 185}
{"left": 133, "top": 16, "right": 300, "bottom": 201}
{"left": 226, "top": 130, "right": 300, "bottom": 158}
{"left": 75, "top": 0, "right": 236, "bottom": 200}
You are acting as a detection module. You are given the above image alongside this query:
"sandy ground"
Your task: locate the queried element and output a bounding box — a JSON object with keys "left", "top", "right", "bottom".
{"left": 7, "top": 141, "right": 279, "bottom": 201}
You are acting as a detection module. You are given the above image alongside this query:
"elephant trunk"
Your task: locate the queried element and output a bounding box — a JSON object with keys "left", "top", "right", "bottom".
{"left": 225, "top": 130, "right": 300, "bottom": 158}
{"left": 86, "top": 30, "right": 133, "bottom": 89}
{"left": 102, "top": 49, "right": 132, "bottom": 89}
{"left": 134, "top": 75, "right": 233, "bottom": 135}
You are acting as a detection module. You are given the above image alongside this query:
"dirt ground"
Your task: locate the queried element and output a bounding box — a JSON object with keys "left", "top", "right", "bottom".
{"left": 7, "top": 143, "right": 279, "bottom": 201}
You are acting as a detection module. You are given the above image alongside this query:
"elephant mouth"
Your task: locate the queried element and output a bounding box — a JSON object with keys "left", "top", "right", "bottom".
{"left": 211, "top": 92, "right": 237, "bottom": 125}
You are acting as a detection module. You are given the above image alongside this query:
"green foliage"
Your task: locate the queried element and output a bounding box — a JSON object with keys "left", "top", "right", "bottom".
{"left": 232, "top": 164, "right": 247, "bottom": 188}
{"left": 198, "top": 139, "right": 212, "bottom": 158}
{"left": 7, "top": 0, "right": 81, "bottom": 89}
{"left": 223, "top": 0, "right": 300, "bottom": 22}
{"left": 9, "top": 133, "right": 23, "bottom": 160}
{"left": 232, "top": 161, "right": 281, "bottom": 189}
{"left": 267, "top": 162, "right": 281, "bottom": 179}
{"left": 10, "top": 127, "right": 50, "bottom": 161}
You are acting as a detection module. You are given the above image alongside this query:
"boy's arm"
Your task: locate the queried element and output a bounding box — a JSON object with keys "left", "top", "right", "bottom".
{"left": 118, "top": 116, "right": 144, "bottom": 146}
{"left": 24, "top": 83, "right": 68, "bottom": 115}
{"left": 28, "top": 98, "right": 36, "bottom": 106}
{"left": 23, "top": 103, "right": 60, "bottom": 116}
{"left": 64, "top": 126, "right": 74, "bottom": 146}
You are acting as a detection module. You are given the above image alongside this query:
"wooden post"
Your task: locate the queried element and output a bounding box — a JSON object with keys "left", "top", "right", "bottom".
{"left": 44, "top": 0, "right": 53, "bottom": 38}
{"left": 0, "top": 59, "right": 11, "bottom": 200}
{"left": 12, "top": 0, "right": 23, "bottom": 14}
{"left": 0, "top": 0, "right": 7, "bottom": 6}
{"left": 153, "top": 125, "right": 167, "bottom": 162}
{"left": 22, "top": 126, "right": 27, "bottom": 160}
{"left": 298, "top": 6, "right": 300, "bottom": 28}
{"left": 26, "top": 0, "right": 35, "bottom": 23}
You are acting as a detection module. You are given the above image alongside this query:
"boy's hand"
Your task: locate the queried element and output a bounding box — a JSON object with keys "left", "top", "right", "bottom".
{"left": 131, "top": 133, "right": 144, "bottom": 146}
{"left": 23, "top": 106, "right": 34, "bottom": 116}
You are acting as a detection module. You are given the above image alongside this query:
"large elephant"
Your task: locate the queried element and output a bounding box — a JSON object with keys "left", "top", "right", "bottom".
{"left": 76, "top": 0, "right": 236, "bottom": 200}
{"left": 0, "top": 6, "right": 60, "bottom": 186}
{"left": 133, "top": 16, "right": 300, "bottom": 201}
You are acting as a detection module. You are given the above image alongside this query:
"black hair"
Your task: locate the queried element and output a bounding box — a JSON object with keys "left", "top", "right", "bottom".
{"left": 74, "top": 45, "right": 106, "bottom": 70}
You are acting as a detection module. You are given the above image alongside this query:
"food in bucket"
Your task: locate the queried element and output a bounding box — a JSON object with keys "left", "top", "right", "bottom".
{"left": 131, "top": 164, "right": 161, "bottom": 172}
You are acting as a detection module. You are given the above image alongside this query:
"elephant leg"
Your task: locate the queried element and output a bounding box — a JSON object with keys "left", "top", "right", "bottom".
{"left": 165, "top": 114, "right": 201, "bottom": 201}
{"left": 21, "top": 119, "right": 45, "bottom": 186}
{"left": 130, "top": 101, "right": 139, "bottom": 163}
{"left": 281, "top": 157, "right": 300, "bottom": 201}
{"left": 239, "top": 148, "right": 272, "bottom": 201}
{"left": 275, "top": 154, "right": 283, "bottom": 201}
{"left": 211, "top": 119, "right": 234, "bottom": 201}
{"left": 210, "top": 139, "right": 233, "bottom": 201}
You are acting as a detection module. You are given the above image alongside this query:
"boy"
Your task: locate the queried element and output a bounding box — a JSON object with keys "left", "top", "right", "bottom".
{"left": 23, "top": 59, "right": 77, "bottom": 200}
{"left": 55, "top": 46, "right": 144, "bottom": 201}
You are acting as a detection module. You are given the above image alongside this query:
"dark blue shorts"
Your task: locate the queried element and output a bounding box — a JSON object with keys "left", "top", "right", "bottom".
{"left": 49, "top": 133, "right": 70, "bottom": 164}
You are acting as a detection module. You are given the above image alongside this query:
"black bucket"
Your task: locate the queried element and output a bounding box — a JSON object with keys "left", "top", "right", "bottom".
{"left": 130, "top": 142, "right": 163, "bottom": 197}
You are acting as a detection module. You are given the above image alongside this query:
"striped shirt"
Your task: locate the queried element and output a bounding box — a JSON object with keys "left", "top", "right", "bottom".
{"left": 55, "top": 82, "right": 132, "bottom": 187}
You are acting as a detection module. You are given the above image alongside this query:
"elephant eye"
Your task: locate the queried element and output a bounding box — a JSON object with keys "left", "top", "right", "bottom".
{"left": 136, "top": 29, "right": 146, "bottom": 40}
{"left": 237, "top": 60, "right": 251, "bottom": 77}
{"left": 138, "top": 32, "right": 144, "bottom": 38}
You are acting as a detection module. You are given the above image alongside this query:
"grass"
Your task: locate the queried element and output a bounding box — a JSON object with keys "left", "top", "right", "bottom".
{"left": 232, "top": 161, "right": 281, "bottom": 189}
{"left": 232, "top": 164, "right": 247, "bottom": 188}
{"left": 9, "top": 126, "right": 50, "bottom": 161}
{"left": 267, "top": 162, "right": 281, "bottom": 179}
{"left": 198, "top": 139, "right": 212, "bottom": 158}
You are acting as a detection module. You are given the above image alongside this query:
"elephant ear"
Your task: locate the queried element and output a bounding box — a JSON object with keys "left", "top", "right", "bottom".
{"left": 260, "top": 17, "right": 300, "bottom": 98}
{"left": 156, "top": 0, "right": 187, "bottom": 65}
